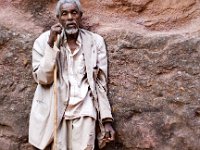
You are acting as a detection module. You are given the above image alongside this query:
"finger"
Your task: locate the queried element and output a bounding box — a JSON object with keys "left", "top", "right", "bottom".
{"left": 105, "top": 131, "right": 110, "bottom": 138}
{"left": 56, "top": 28, "right": 62, "bottom": 34}
{"left": 52, "top": 27, "right": 62, "bottom": 34}
{"left": 53, "top": 23, "right": 62, "bottom": 28}
{"left": 57, "top": 23, "right": 62, "bottom": 27}
{"left": 103, "top": 138, "right": 110, "bottom": 143}
{"left": 110, "top": 130, "right": 115, "bottom": 141}
{"left": 103, "top": 137, "right": 113, "bottom": 143}
{"left": 52, "top": 23, "right": 62, "bottom": 30}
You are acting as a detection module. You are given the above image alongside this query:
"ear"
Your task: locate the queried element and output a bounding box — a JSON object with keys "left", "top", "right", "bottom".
{"left": 56, "top": 14, "right": 59, "bottom": 19}
{"left": 56, "top": 14, "right": 61, "bottom": 23}
{"left": 80, "top": 12, "right": 83, "bottom": 18}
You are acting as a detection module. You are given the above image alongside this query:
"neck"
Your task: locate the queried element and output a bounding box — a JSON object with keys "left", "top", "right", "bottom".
{"left": 66, "top": 31, "right": 79, "bottom": 41}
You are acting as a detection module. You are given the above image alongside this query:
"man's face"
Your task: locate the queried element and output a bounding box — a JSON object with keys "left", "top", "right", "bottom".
{"left": 58, "top": 2, "right": 82, "bottom": 35}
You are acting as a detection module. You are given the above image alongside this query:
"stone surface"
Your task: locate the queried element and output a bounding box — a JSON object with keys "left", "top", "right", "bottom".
{"left": 101, "top": 29, "right": 200, "bottom": 150}
{"left": 0, "top": 0, "right": 200, "bottom": 150}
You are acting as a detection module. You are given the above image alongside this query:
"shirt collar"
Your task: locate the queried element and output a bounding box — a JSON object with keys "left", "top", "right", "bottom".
{"left": 64, "top": 30, "right": 82, "bottom": 55}
{"left": 63, "top": 30, "right": 82, "bottom": 47}
{"left": 76, "top": 31, "right": 82, "bottom": 46}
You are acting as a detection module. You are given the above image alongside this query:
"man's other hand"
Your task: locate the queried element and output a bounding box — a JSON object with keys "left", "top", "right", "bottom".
{"left": 103, "top": 123, "right": 115, "bottom": 143}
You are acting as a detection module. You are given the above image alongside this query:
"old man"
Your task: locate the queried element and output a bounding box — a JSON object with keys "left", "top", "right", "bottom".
{"left": 29, "top": 0, "right": 115, "bottom": 149}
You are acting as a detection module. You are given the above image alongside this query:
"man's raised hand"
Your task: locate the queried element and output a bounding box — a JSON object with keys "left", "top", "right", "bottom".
{"left": 48, "top": 23, "right": 63, "bottom": 48}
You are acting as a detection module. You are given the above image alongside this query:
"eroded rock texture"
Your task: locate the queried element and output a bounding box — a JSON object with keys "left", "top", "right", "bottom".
{"left": 0, "top": 0, "right": 200, "bottom": 150}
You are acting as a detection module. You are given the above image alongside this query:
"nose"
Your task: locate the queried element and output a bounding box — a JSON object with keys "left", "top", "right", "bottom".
{"left": 67, "top": 13, "right": 72, "bottom": 20}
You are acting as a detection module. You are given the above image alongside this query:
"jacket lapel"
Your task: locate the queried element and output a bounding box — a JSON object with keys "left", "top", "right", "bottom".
{"left": 80, "top": 29, "right": 97, "bottom": 99}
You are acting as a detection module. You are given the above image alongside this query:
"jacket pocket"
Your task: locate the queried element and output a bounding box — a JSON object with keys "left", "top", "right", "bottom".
{"left": 32, "top": 84, "right": 52, "bottom": 121}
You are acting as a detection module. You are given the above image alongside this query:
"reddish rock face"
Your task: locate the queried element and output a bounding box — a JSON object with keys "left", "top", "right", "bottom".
{"left": 0, "top": 0, "right": 200, "bottom": 150}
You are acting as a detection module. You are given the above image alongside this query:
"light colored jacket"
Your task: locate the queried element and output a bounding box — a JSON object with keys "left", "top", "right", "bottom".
{"left": 29, "top": 29, "right": 113, "bottom": 149}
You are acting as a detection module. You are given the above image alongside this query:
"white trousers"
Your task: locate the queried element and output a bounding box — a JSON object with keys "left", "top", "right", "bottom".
{"left": 47, "top": 117, "right": 96, "bottom": 150}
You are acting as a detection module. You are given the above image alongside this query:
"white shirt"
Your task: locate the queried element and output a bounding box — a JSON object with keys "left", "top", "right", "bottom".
{"left": 63, "top": 33, "right": 97, "bottom": 120}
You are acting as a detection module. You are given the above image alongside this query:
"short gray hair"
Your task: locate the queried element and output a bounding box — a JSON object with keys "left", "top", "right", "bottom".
{"left": 56, "top": 0, "right": 82, "bottom": 17}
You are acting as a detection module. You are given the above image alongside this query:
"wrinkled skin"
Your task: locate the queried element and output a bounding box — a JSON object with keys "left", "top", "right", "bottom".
{"left": 48, "top": 2, "right": 82, "bottom": 50}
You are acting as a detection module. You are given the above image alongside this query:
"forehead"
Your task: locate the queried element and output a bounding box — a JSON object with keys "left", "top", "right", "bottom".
{"left": 60, "top": 2, "right": 79, "bottom": 11}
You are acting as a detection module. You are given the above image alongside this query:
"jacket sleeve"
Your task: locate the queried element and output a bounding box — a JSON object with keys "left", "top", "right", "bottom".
{"left": 95, "top": 36, "right": 113, "bottom": 123}
{"left": 32, "top": 33, "right": 60, "bottom": 85}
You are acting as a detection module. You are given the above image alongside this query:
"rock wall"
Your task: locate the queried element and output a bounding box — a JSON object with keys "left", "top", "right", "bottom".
{"left": 0, "top": 0, "right": 200, "bottom": 150}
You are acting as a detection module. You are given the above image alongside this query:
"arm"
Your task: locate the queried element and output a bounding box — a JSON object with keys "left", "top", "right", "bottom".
{"left": 32, "top": 39, "right": 59, "bottom": 85}
{"left": 32, "top": 23, "right": 62, "bottom": 85}
{"left": 95, "top": 36, "right": 115, "bottom": 141}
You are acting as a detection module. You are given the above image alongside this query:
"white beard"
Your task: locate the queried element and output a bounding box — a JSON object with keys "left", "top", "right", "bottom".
{"left": 65, "top": 28, "right": 78, "bottom": 35}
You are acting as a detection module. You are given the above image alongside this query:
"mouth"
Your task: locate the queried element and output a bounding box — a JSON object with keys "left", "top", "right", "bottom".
{"left": 66, "top": 23, "right": 77, "bottom": 28}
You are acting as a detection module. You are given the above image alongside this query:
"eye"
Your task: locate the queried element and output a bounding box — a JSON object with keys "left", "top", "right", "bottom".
{"left": 72, "top": 11, "right": 78, "bottom": 14}
{"left": 61, "top": 12, "right": 67, "bottom": 16}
